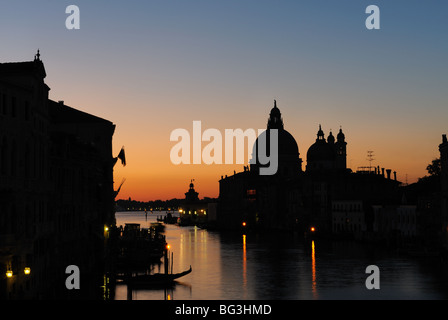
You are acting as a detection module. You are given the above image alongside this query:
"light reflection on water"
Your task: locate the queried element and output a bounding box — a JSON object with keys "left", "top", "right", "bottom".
{"left": 114, "top": 212, "right": 448, "bottom": 300}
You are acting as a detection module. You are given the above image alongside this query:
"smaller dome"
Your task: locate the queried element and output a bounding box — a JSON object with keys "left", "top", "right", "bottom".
{"left": 307, "top": 125, "right": 335, "bottom": 163}
{"left": 307, "top": 141, "right": 335, "bottom": 162}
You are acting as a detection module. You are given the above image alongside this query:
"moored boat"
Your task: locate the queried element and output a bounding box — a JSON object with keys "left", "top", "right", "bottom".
{"left": 125, "top": 265, "right": 192, "bottom": 287}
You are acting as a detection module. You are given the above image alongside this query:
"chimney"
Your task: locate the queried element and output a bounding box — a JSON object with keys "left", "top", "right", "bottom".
{"left": 58, "top": 100, "right": 64, "bottom": 106}
{"left": 386, "top": 169, "right": 391, "bottom": 179}
{"left": 393, "top": 171, "right": 397, "bottom": 181}
{"left": 443, "top": 134, "right": 447, "bottom": 144}
{"left": 381, "top": 168, "right": 385, "bottom": 177}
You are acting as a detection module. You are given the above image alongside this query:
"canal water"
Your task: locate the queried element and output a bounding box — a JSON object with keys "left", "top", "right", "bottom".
{"left": 114, "top": 211, "right": 448, "bottom": 300}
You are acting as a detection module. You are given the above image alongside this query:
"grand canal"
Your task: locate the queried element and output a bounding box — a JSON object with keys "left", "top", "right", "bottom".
{"left": 114, "top": 211, "right": 448, "bottom": 300}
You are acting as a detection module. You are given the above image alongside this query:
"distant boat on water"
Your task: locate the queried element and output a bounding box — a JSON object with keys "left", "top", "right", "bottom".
{"left": 157, "top": 212, "right": 178, "bottom": 224}
{"left": 150, "top": 222, "right": 165, "bottom": 232}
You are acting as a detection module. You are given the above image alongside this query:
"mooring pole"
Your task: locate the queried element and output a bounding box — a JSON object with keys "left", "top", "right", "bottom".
{"left": 164, "top": 247, "right": 169, "bottom": 275}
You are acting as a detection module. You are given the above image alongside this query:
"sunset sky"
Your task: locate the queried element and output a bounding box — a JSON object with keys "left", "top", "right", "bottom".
{"left": 1, "top": 1, "right": 447, "bottom": 201}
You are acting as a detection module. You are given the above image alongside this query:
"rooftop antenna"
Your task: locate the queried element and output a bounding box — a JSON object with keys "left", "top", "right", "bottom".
{"left": 367, "top": 151, "right": 375, "bottom": 172}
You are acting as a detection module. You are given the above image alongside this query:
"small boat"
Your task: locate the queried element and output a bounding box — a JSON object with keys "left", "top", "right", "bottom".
{"left": 150, "top": 222, "right": 165, "bottom": 233}
{"left": 126, "top": 266, "right": 192, "bottom": 287}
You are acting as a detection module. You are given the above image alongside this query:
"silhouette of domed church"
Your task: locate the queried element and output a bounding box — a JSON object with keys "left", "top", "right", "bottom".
{"left": 218, "top": 100, "right": 400, "bottom": 234}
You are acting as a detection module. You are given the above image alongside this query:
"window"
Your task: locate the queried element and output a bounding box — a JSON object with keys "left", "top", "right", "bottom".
{"left": 247, "top": 189, "right": 256, "bottom": 196}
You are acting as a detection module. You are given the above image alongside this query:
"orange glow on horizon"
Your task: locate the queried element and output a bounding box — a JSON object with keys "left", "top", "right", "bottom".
{"left": 107, "top": 98, "right": 441, "bottom": 202}
{"left": 113, "top": 143, "right": 433, "bottom": 202}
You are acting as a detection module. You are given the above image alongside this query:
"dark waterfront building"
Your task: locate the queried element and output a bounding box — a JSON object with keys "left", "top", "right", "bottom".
{"left": 0, "top": 53, "right": 117, "bottom": 299}
{"left": 218, "top": 101, "right": 401, "bottom": 239}
{"left": 439, "top": 134, "right": 448, "bottom": 248}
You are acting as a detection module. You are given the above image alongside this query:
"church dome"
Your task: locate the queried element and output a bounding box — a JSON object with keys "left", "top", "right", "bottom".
{"left": 306, "top": 125, "right": 336, "bottom": 162}
{"left": 250, "top": 101, "right": 302, "bottom": 175}
{"left": 306, "top": 141, "right": 335, "bottom": 162}
{"left": 252, "top": 128, "right": 299, "bottom": 158}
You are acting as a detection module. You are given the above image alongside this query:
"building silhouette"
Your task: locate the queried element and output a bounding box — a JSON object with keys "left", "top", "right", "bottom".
{"left": 218, "top": 101, "right": 401, "bottom": 238}
{"left": 0, "top": 53, "right": 117, "bottom": 299}
{"left": 178, "top": 180, "right": 208, "bottom": 226}
{"left": 439, "top": 134, "right": 448, "bottom": 248}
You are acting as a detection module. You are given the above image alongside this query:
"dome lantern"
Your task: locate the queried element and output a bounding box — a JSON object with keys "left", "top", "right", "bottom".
{"left": 267, "top": 100, "right": 284, "bottom": 130}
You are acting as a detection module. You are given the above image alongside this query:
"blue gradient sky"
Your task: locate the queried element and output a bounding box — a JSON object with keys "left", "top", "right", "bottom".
{"left": 1, "top": 1, "right": 447, "bottom": 200}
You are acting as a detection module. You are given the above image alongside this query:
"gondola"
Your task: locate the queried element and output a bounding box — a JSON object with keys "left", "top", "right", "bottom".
{"left": 125, "top": 266, "right": 192, "bottom": 287}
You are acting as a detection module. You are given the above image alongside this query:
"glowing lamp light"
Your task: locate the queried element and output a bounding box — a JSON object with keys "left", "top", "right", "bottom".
{"left": 104, "top": 226, "right": 109, "bottom": 232}
{"left": 24, "top": 267, "right": 31, "bottom": 275}
{"left": 242, "top": 222, "right": 247, "bottom": 227}
{"left": 166, "top": 244, "right": 171, "bottom": 250}
{"left": 6, "top": 270, "right": 13, "bottom": 278}
{"left": 179, "top": 209, "right": 183, "bottom": 213}
{"left": 310, "top": 227, "right": 316, "bottom": 232}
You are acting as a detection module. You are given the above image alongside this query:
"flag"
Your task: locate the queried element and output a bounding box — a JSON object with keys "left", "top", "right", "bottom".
{"left": 115, "top": 146, "right": 126, "bottom": 167}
